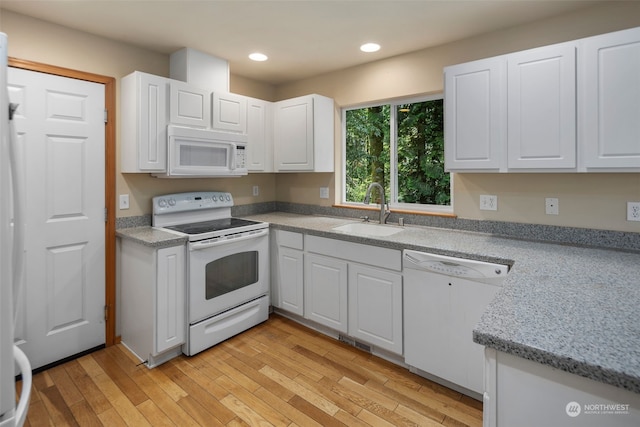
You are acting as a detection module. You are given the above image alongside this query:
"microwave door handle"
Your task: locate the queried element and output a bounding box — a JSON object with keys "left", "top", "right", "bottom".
{"left": 190, "top": 228, "right": 268, "bottom": 251}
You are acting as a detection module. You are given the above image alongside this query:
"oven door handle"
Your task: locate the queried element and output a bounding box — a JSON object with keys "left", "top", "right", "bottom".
{"left": 189, "top": 228, "right": 268, "bottom": 251}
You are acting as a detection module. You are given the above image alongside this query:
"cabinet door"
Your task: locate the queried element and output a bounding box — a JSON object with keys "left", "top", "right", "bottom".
{"left": 507, "top": 42, "right": 576, "bottom": 169}
{"left": 155, "top": 246, "right": 185, "bottom": 354}
{"left": 348, "top": 264, "right": 402, "bottom": 354}
{"left": 247, "top": 98, "right": 274, "bottom": 172}
{"left": 581, "top": 27, "right": 640, "bottom": 170}
{"left": 212, "top": 92, "right": 247, "bottom": 133}
{"left": 304, "top": 253, "right": 348, "bottom": 332}
{"left": 169, "top": 81, "right": 210, "bottom": 128}
{"left": 444, "top": 57, "right": 506, "bottom": 171}
{"left": 121, "top": 72, "right": 168, "bottom": 172}
{"left": 274, "top": 96, "right": 314, "bottom": 171}
{"left": 277, "top": 247, "right": 304, "bottom": 316}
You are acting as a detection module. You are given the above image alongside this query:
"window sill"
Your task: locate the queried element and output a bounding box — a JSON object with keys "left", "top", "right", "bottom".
{"left": 333, "top": 203, "right": 457, "bottom": 218}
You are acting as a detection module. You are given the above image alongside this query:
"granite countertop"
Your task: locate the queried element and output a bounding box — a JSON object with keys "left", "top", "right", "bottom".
{"left": 116, "top": 226, "right": 187, "bottom": 248}
{"left": 243, "top": 212, "right": 640, "bottom": 394}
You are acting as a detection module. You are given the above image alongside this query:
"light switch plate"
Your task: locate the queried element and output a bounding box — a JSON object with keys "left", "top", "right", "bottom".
{"left": 119, "top": 194, "right": 130, "bottom": 210}
{"left": 320, "top": 187, "right": 329, "bottom": 199}
{"left": 252, "top": 186, "right": 259, "bottom": 196}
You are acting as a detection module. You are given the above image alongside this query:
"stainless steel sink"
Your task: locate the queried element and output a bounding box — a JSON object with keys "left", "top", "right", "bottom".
{"left": 332, "top": 222, "right": 403, "bottom": 237}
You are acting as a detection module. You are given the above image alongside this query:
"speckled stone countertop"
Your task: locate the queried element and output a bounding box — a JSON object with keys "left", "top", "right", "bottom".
{"left": 244, "top": 212, "right": 640, "bottom": 394}
{"left": 116, "top": 226, "right": 187, "bottom": 248}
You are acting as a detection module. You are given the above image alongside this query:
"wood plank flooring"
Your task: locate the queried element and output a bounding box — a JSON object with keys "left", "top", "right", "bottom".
{"left": 18, "top": 314, "right": 482, "bottom": 426}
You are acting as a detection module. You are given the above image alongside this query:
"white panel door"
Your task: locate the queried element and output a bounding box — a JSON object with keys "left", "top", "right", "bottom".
{"left": 8, "top": 67, "right": 105, "bottom": 370}
{"left": 507, "top": 42, "right": 576, "bottom": 169}
{"left": 581, "top": 27, "right": 640, "bottom": 170}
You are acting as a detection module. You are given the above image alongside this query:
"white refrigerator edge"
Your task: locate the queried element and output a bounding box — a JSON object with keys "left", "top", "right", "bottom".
{"left": 0, "top": 31, "right": 31, "bottom": 427}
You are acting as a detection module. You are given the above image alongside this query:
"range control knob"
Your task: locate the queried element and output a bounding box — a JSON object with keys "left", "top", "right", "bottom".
{"left": 168, "top": 198, "right": 176, "bottom": 206}
{"left": 158, "top": 199, "right": 167, "bottom": 208}
{"left": 212, "top": 195, "right": 217, "bottom": 202}
{"left": 226, "top": 195, "right": 231, "bottom": 201}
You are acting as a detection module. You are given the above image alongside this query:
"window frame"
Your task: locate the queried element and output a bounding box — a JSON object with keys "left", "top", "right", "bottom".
{"left": 341, "top": 93, "right": 452, "bottom": 214}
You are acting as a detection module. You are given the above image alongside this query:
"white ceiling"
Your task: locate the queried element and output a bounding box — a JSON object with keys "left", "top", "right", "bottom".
{"left": 1, "top": 0, "right": 608, "bottom": 85}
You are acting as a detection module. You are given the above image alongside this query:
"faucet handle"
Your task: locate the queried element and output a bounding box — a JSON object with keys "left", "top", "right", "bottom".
{"left": 360, "top": 216, "right": 370, "bottom": 222}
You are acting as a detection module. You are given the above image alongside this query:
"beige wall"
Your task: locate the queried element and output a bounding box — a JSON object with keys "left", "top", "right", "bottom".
{"left": 274, "top": 2, "right": 640, "bottom": 232}
{"left": 2, "top": 4, "right": 640, "bottom": 232}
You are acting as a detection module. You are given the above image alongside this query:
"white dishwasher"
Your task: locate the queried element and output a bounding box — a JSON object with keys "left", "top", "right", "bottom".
{"left": 403, "top": 249, "right": 509, "bottom": 396}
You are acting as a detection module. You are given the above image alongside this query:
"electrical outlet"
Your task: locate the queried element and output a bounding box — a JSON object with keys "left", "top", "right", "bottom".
{"left": 545, "top": 198, "right": 559, "bottom": 215}
{"left": 119, "top": 194, "right": 129, "bottom": 210}
{"left": 320, "top": 187, "right": 329, "bottom": 199}
{"left": 252, "top": 186, "right": 259, "bottom": 196}
{"left": 480, "top": 195, "right": 497, "bottom": 211}
{"left": 628, "top": 202, "right": 640, "bottom": 222}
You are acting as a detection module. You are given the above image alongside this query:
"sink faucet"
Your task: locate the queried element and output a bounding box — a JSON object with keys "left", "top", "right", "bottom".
{"left": 363, "top": 182, "right": 390, "bottom": 224}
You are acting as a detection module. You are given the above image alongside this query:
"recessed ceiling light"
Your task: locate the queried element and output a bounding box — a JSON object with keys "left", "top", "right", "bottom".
{"left": 249, "top": 52, "right": 268, "bottom": 62}
{"left": 360, "top": 43, "right": 380, "bottom": 53}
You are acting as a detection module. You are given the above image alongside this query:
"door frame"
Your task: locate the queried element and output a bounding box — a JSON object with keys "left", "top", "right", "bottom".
{"left": 8, "top": 57, "right": 117, "bottom": 346}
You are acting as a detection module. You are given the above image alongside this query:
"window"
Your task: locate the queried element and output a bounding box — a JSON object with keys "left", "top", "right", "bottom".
{"left": 343, "top": 95, "right": 450, "bottom": 211}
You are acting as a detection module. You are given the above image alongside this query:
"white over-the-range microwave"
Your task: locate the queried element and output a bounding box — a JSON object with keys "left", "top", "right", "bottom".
{"left": 153, "top": 125, "right": 248, "bottom": 178}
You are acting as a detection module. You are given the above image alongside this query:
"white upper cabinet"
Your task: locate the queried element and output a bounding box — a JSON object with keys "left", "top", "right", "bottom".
{"left": 246, "top": 97, "right": 274, "bottom": 172}
{"left": 211, "top": 91, "right": 247, "bottom": 133}
{"left": 169, "top": 80, "right": 211, "bottom": 128}
{"left": 444, "top": 57, "right": 506, "bottom": 171}
{"left": 445, "top": 26, "right": 640, "bottom": 173}
{"left": 274, "top": 94, "right": 334, "bottom": 172}
{"left": 121, "top": 71, "right": 169, "bottom": 173}
{"left": 580, "top": 27, "right": 640, "bottom": 170}
{"left": 507, "top": 42, "right": 576, "bottom": 169}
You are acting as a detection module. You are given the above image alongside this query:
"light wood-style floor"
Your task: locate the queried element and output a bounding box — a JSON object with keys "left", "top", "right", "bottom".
{"left": 19, "top": 314, "right": 482, "bottom": 426}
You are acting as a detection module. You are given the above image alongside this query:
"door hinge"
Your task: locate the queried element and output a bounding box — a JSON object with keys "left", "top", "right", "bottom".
{"left": 104, "top": 109, "right": 108, "bottom": 124}
{"left": 104, "top": 305, "right": 108, "bottom": 322}
{"left": 104, "top": 207, "right": 108, "bottom": 222}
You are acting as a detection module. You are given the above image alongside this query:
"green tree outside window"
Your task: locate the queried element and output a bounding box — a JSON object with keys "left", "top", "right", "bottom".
{"left": 345, "top": 98, "right": 450, "bottom": 207}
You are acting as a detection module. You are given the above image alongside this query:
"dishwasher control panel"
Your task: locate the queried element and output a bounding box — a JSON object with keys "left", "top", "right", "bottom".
{"left": 403, "top": 250, "right": 509, "bottom": 280}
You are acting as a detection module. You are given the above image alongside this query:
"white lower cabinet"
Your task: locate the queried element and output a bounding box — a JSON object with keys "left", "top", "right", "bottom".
{"left": 271, "top": 231, "right": 403, "bottom": 354}
{"left": 271, "top": 230, "right": 304, "bottom": 316}
{"left": 120, "top": 240, "right": 186, "bottom": 367}
{"left": 304, "top": 253, "right": 348, "bottom": 333}
{"left": 348, "top": 264, "right": 402, "bottom": 354}
{"left": 484, "top": 349, "right": 640, "bottom": 427}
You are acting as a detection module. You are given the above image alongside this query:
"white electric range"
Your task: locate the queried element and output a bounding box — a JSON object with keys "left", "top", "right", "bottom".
{"left": 152, "top": 192, "right": 270, "bottom": 356}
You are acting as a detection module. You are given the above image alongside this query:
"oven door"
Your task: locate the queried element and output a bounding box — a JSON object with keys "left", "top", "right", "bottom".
{"left": 188, "top": 229, "right": 269, "bottom": 324}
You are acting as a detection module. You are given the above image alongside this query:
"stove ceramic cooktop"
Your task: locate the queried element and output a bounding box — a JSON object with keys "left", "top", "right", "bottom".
{"left": 164, "top": 218, "right": 263, "bottom": 235}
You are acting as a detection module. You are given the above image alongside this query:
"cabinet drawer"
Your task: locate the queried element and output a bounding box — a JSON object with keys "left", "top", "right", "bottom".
{"left": 305, "top": 235, "right": 401, "bottom": 271}
{"left": 275, "top": 230, "right": 304, "bottom": 250}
